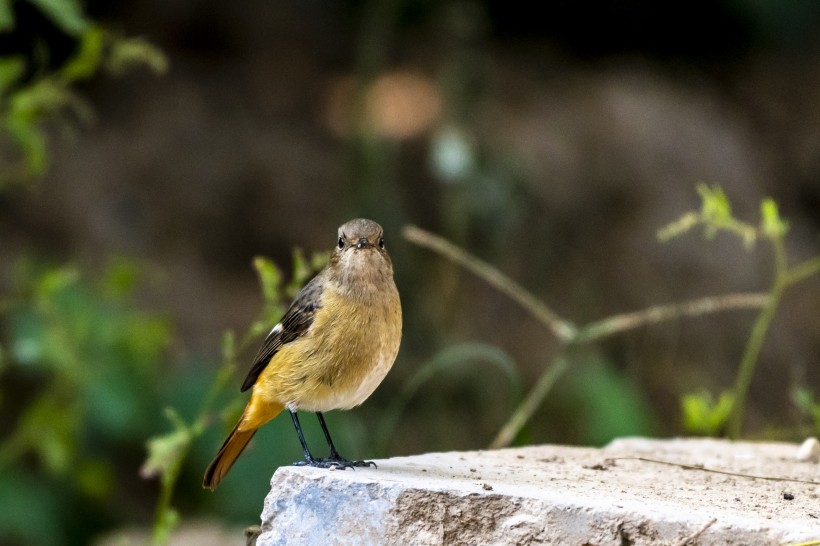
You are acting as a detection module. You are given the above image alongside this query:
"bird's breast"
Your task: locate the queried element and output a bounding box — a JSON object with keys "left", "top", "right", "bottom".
{"left": 259, "top": 280, "right": 401, "bottom": 412}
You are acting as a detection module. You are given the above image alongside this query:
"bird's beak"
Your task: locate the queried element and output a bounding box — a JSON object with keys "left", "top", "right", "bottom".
{"left": 356, "top": 237, "right": 371, "bottom": 249}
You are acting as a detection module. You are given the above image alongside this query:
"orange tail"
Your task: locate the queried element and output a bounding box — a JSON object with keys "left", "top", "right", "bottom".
{"left": 203, "top": 421, "right": 257, "bottom": 490}
{"left": 203, "top": 400, "right": 284, "bottom": 490}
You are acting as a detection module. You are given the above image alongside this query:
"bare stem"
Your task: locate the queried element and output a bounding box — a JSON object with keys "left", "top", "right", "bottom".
{"left": 674, "top": 518, "right": 717, "bottom": 546}
{"left": 787, "top": 256, "right": 820, "bottom": 286}
{"left": 723, "top": 230, "right": 820, "bottom": 438}
{"left": 574, "top": 293, "right": 770, "bottom": 344}
{"left": 726, "top": 285, "right": 783, "bottom": 439}
{"left": 405, "top": 224, "right": 786, "bottom": 448}
{"left": 489, "top": 355, "right": 569, "bottom": 449}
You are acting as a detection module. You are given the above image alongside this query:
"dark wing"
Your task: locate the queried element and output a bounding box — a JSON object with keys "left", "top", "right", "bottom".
{"left": 240, "top": 274, "right": 324, "bottom": 392}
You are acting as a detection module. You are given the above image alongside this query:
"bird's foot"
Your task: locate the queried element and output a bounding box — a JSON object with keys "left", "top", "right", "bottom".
{"left": 292, "top": 457, "right": 377, "bottom": 470}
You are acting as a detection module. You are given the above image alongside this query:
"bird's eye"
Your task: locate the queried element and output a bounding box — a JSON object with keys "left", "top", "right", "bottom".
{"left": 378, "top": 237, "right": 385, "bottom": 249}
{"left": 337, "top": 237, "right": 345, "bottom": 249}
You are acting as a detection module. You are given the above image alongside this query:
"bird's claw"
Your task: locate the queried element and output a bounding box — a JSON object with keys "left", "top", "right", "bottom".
{"left": 292, "top": 457, "right": 377, "bottom": 470}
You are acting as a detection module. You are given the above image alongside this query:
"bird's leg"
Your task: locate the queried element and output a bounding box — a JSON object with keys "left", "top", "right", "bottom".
{"left": 316, "top": 411, "right": 342, "bottom": 460}
{"left": 315, "top": 412, "right": 376, "bottom": 469}
{"left": 288, "top": 410, "right": 375, "bottom": 469}
{"left": 289, "top": 410, "right": 318, "bottom": 466}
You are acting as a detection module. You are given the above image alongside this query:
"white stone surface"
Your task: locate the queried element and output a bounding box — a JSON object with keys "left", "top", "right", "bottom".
{"left": 256, "top": 437, "right": 820, "bottom": 546}
{"left": 796, "top": 437, "right": 820, "bottom": 463}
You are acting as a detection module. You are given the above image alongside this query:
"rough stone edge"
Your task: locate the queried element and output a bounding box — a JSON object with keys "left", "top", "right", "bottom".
{"left": 256, "top": 467, "right": 813, "bottom": 546}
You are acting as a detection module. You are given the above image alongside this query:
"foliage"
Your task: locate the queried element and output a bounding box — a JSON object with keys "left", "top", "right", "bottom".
{"left": 0, "top": 259, "right": 171, "bottom": 545}
{"left": 792, "top": 389, "right": 820, "bottom": 436}
{"left": 405, "top": 183, "right": 819, "bottom": 447}
{"left": 0, "top": 0, "right": 87, "bottom": 35}
{"left": 0, "top": 4, "right": 170, "bottom": 542}
{"left": 681, "top": 390, "right": 735, "bottom": 436}
{"left": 0, "top": 0, "right": 167, "bottom": 188}
{"left": 661, "top": 184, "right": 820, "bottom": 437}
{"left": 141, "top": 250, "right": 325, "bottom": 545}
{"left": 0, "top": 250, "right": 325, "bottom": 545}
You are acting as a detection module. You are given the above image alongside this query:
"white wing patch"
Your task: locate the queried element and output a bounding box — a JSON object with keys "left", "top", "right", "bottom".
{"left": 269, "top": 323, "right": 283, "bottom": 337}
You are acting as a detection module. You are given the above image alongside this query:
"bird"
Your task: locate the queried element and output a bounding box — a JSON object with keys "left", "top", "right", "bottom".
{"left": 203, "top": 218, "right": 402, "bottom": 490}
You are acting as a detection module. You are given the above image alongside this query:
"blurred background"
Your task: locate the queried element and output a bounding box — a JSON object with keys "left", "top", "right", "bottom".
{"left": 1, "top": 0, "right": 819, "bottom": 544}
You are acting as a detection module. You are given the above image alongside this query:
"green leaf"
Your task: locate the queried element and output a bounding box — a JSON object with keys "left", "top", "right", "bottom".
{"left": 697, "top": 183, "right": 732, "bottom": 226}
{"left": 5, "top": 77, "right": 95, "bottom": 177}
{"left": 0, "top": 0, "right": 13, "bottom": 33}
{"left": 692, "top": 183, "right": 758, "bottom": 247}
{"left": 792, "top": 387, "right": 813, "bottom": 413}
{"left": 0, "top": 57, "right": 25, "bottom": 93}
{"left": 311, "top": 251, "right": 328, "bottom": 271}
{"left": 696, "top": 183, "right": 736, "bottom": 240}
{"left": 286, "top": 248, "right": 324, "bottom": 297}
{"left": 5, "top": 116, "right": 49, "bottom": 176}
{"left": 0, "top": 471, "right": 61, "bottom": 546}
{"left": 106, "top": 36, "right": 169, "bottom": 76}
{"left": 140, "top": 410, "right": 191, "bottom": 481}
{"left": 121, "top": 314, "right": 172, "bottom": 364}
{"left": 152, "top": 507, "right": 180, "bottom": 546}
{"left": 17, "top": 394, "right": 82, "bottom": 475}
{"left": 221, "top": 330, "right": 236, "bottom": 363}
{"left": 141, "top": 429, "right": 189, "bottom": 479}
{"left": 34, "top": 265, "right": 80, "bottom": 301}
{"left": 681, "top": 389, "right": 734, "bottom": 436}
{"left": 60, "top": 26, "right": 104, "bottom": 82}
{"left": 288, "top": 248, "right": 309, "bottom": 295}
{"left": 792, "top": 388, "right": 820, "bottom": 431}
{"left": 29, "top": 0, "right": 88, "bottom": 35}
{"left": 254, "top": 255, "right": 292, "bottom": 327}
{"left": 253, "top": 256, "right": 281, "bottom": 305}
{"left": 563, "top": 355, "right": 656, "bottom": 445}
{"left": 74, "top": 458, "right": 114, "bottom": 500}
{"left": 285, "top": 249, "right": 326, "bottom": 297}
{"left": 760, "top": 197, "right": 789, "bottom": 239}
{"left": 102, "top": 257, "right": 139, "bottom": 298}
{"left": 657, "top": 212, "right": 699, "bottom": 242}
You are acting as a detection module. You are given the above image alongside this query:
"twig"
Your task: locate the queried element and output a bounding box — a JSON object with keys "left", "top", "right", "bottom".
{"left": 404, "top": 224, "right": 782, "bottom": 448}
{"left": 787, "top": 256, "right": 820, "bottom": 287}
{"left": 612, "top": 457, "right": 820, "bottom": 485}
{"left": 402, "top": 225, "right": 577, "bottom": 341}
{"left": 726, "top": 282, "right": 784, "bottom": 438}
{"left": 674, "top": 518, "right": 717, "bottom": 546}
{"left": 574, "top": 293, "right": 770, "bottom": 343}
{"left": 489, "top": 355, "right": 568, "bottom": 449}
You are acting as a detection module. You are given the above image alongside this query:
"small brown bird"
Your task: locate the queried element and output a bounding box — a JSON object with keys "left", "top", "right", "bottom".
{"left": 203, "top": 218, "right": 402, "bottom": 490}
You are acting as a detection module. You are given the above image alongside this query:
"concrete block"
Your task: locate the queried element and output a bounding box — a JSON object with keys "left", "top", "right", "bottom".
{"left": 257, "top": 437, "right": 820, "bottom": 545}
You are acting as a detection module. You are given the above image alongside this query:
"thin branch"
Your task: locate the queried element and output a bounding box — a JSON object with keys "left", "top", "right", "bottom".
{"left": 726, "top": 285, "right": 783, "bottom": 439}
{"left": 489, "top": 355, "right": 568, "bottom": 449}
{"left": 611, "top": 456, "right": 820, "bottom": 485}
{"left": 787, "top": 256, "right": 820, "bottom": 286}
{"left": 406, "top": 224, "right": 780, "bottom": 448}
{"left": 674, "top": 518, "right": 717, "bottom": 546}
{"left": 574, "top": 293, "right": 771, "bottom": 344}
{"left": 403, "top": 225, "right": 576, "bottom": 341}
